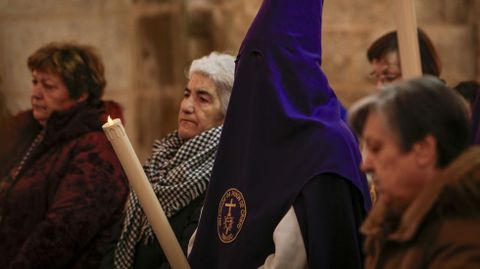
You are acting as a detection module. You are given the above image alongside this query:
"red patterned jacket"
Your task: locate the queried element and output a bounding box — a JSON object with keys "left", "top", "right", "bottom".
{"left": 0, "top": 101, "right": 128, "bottom": 269}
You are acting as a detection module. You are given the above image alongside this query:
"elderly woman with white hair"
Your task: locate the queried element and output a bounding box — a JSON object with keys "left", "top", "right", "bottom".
{"left": 101, "top": 52, "right": 235, "bottom": 269}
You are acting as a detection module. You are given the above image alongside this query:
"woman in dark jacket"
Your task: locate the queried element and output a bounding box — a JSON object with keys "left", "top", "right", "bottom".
{"left": 0, "top": 42, "right": 129, "bottom": 269}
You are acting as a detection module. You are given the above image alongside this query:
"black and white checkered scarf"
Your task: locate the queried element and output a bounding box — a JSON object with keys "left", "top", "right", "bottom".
{"left": 113, "top": 126, "right": 222, "bottom": 269}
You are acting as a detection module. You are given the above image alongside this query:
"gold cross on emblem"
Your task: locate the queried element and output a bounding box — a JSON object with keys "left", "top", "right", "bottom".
{"left": 225, "top": 198, "right": 236, "bottom": 216}
{"left": 217, "top": 188, "right": 247, "bottom": 243}
{"left": 223, "top": 198, "right": 237, "bottom": 234}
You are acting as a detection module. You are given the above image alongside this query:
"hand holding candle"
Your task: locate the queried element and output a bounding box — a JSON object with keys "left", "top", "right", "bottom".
{"left": 102, "top": 116, "right": 190, "bottom": 269}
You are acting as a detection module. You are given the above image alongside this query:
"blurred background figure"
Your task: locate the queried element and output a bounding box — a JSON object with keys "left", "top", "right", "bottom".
{"left": 107, "top": 52, "right": 235, "bottom": 269}
{"left": 367, "top": 29, "right": 442, "bottom": 89}
{"left": 350, "top": 76, "right": 480, "bottom": 269}
{"left": 453, "top": 81, "right": 480, "bottom": 145}
{"left": 453, "top": 80, "right": 480, "bottom": 113}
{"left": 0, "top": 42, "right": 128, "bottom": 268}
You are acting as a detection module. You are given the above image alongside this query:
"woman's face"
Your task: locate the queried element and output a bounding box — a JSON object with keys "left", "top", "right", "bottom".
{"left": 178, "top": 73, "right": 224, "bottom": 140}
{"left": 370, "top": 51, "right": 402, "bottom": 90}
{"left": 31, "top": 70, "right": 85, "bottom": 126}
{"left": 360, "top": 111, "right": 434, "bottom": 213}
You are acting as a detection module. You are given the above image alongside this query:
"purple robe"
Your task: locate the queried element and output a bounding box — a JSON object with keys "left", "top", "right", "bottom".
{"left": 189, "top": 0, "right": 371, "bottom": 267}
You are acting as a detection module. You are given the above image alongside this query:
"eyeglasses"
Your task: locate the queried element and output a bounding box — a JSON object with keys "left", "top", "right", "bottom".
{"left": 368, "top": 54, "right": 402, "bottom": 86}
{"left": 368, "top": 71, "right": 401, "bottom": 85}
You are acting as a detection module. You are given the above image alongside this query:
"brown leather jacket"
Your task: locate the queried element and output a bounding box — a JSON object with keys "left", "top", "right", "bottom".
{"left": 361, "top": 147, "right": 480, "bottom": 269}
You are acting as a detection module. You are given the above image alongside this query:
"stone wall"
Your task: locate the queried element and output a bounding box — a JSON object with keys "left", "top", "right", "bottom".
{"left": 0, "top": 0, "right": 136, "bottom": 145}
{"left": 1, "top": 0, "right": 479, "bottom": 161}
{"left": 185, "top": 0, "right": 480, "bottom": 107}
{"left": 321, "top": 0, "right": 480, "bottom": 106}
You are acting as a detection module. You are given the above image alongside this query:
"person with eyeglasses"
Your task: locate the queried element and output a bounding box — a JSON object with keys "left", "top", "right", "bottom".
{"left": 367, "top": 29, "right": 442, "bottom": 89}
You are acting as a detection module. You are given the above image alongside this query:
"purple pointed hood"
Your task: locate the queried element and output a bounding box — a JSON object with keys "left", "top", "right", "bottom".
{"left": 189, "top": 0, "right": 371, "bottom": 267}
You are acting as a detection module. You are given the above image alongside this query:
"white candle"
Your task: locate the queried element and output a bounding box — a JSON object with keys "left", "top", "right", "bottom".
{"left": 102, "top": 116, "right": 190, "bottom": 269}
{"left": 394, "top": 0, "right": 422, "bottom": 79}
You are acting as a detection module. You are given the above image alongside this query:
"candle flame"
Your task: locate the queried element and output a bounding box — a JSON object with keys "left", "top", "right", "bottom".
{"left": 108, "top": 115, "right": 113, "bottom": 124}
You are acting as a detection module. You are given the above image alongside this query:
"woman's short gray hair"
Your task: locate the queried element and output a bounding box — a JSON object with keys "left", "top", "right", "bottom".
{"left": 188, "top": 52, "right": 235, "bottom": 114}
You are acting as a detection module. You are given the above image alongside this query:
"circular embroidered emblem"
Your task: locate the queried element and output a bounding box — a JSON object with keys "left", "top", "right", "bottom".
{"left": 217, "top": 188, "right": 247, "bottom": 243}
